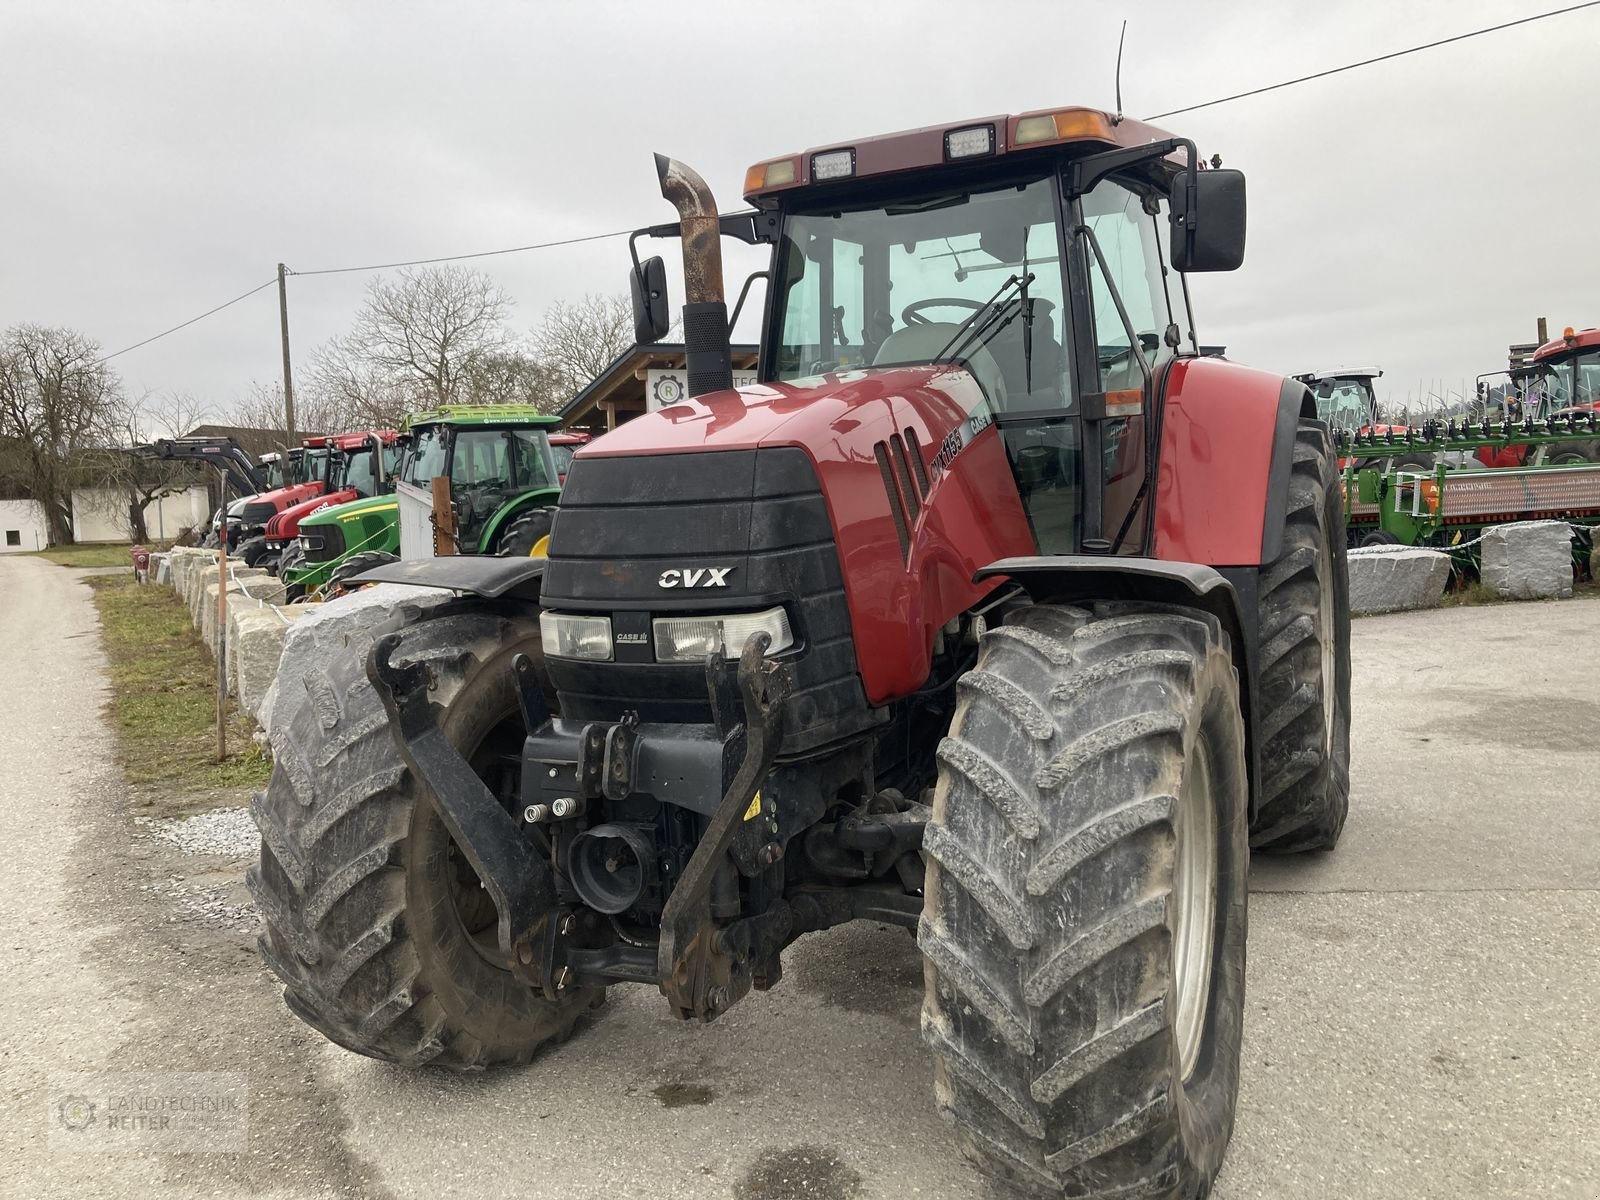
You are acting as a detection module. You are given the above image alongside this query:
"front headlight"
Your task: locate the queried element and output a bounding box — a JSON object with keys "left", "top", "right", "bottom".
{"left": 652, "top": 606, "right": 794, "bottom": 664}
{"left": 540, "top": 612, "right": 613, "bottom": 661}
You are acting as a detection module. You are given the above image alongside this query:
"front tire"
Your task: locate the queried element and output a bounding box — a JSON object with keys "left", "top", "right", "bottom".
{"left": 921, "top": 603, "right": 1248, "bottom": 1199}
{"left": 238, "top": 535, "right": 272, "bottom": 567}
{"left": 248, "top": 606, "right": 601, "bottom": 1068}
{"left": 1249, "top": 421, "right": 1352, "bottom": 853}
{"left": 326, "top": 550, "right": 400, "bottom": 598}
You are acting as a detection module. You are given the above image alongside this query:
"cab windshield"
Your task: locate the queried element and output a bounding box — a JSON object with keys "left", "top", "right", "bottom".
{"left": 305, "top": 448, "right": 335, "bottom": 487}
{"left": 404, "top": 427, "right": 448, "bottom": 484}
{"left": 1532, "top": 349, "right": 1600, "bottom": 413}
{"left": 343, "top": 444, "right": 380, "bottom": 497}
{"left": 1313, "top": 378, "right": 1376, "bottom": 433}
{"left": 770, "top": 174, "right": 1067, "bottom": 408}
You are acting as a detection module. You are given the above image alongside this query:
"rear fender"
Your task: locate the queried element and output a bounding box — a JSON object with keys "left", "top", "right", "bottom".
{"left": 1154, "top": 362, "right": 1318, "bottom": 566}
{"left": 478, "top": 487, "right": 563, "bottom": 553}
{"left": 976, "top": 556, "right": 1263, "bottom": 822}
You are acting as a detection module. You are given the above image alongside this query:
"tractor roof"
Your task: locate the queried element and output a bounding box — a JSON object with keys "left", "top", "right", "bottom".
{"left": 1294, "top": 368, "right": 1383, "bottom": 383}
{"left": 744, "top": 105, "right": 1180, "bottom": 202}
{"left": 1534, "top": 327, "right": 1600, "bottom": 362}
{"left": 403, "top": 404, "right": 562, "bottom": 431}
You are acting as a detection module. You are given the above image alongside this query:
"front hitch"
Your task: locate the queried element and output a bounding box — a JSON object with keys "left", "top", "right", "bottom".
{"left": 366, "top": 632, "right": 561, "bottom": 992}
{"left": 658, "top": 631, "right": 792, "bottom": 1020}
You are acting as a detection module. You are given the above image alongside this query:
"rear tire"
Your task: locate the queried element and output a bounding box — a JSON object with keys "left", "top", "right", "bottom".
{"left": 248, "top": 606, "right": 601, "bottom": 1068}
{"left": 921, "top": 603, "right": 1248, "bottom": 1199}
{"left": 326, "top": 550, "right": 400, "bottom": 597}
{"left": 496, "top": 508, "right": 556, "bottom": 558}
{"left": 1249, "top": 422, "right": 1352, "bottom": 853}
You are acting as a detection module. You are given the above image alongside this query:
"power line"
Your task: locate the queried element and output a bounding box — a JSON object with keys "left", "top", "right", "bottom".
{"left": 286, "top": 227, "right": 632, "bottom": 277}
{"left": 1145, "top": 0, "right": 1600, "bottom": 120}
{"left": 96, "top": 277, "right": 277, "bottom": 364}
{"left": 92, "top": 2, "right": 1596, "bottom": 365}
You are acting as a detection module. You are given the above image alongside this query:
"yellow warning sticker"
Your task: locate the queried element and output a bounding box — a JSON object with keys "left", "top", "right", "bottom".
{"left": 743, "top": 791, "right": 763, "bottom": 821}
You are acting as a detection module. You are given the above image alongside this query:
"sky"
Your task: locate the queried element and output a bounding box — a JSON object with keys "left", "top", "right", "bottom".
{"left": 3, "top": 0, "right": 1596, "bottom": 423}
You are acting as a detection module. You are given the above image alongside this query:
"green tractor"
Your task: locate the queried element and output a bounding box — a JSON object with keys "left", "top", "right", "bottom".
{"left": 287, "top": 406, "right": 567, "bottom": 599}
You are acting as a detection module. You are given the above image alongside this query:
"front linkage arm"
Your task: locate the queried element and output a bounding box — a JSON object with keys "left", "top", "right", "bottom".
{"left": 367, "top": 632, "right": 561, "bottom": 990}
{"left": 658, "top": 632, "right": 792, "bottom": 1021}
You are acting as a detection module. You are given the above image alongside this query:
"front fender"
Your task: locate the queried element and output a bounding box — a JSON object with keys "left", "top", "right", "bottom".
{"left": 976, "top": 555, "right": 1263, "bottom": 823}
{"left": 350, "top": 556, "right": 546, "bottom": 603}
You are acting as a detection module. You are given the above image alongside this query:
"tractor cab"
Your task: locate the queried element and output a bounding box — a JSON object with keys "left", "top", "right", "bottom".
{"left": 400, "top": 408, "right": 563, "bottom": 553}
{"left": 1295, "top": 368, "right": 1384, "bottom": 435}
{"left": 629, "top": 108, "right": 1245, "bottom": 557}
{"left": 1528, "top": 327, "right": 1600, "bottom": 416}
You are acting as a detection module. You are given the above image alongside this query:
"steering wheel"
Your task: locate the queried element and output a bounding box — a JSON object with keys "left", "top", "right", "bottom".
{"left": 902, "top": 297, "right": 985, "bottom": 326}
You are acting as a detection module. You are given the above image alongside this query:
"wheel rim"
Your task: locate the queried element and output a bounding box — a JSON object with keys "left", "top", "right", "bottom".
{"left": 1172, "top": 737, "right": 1218, "bottom": 1080}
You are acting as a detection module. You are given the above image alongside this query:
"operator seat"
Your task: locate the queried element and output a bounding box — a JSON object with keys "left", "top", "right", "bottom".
{"left": 873, "top": 322, "right": 1009, "bottom": 409}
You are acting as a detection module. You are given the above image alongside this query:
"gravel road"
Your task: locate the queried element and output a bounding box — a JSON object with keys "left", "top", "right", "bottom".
{"left": 2, "top": 553, "right": 1596, "bottom": 1199}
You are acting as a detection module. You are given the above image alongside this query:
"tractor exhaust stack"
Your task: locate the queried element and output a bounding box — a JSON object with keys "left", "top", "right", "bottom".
{"left": 654, "top": 153, "right": 733, "bottom": 397}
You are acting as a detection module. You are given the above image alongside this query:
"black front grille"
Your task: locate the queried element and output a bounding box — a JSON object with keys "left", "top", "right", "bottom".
{"left": 541, "top": 448, "right": 878, "bottom": 755}
{"left": 302, "top": 524, "right": 345, "bottom": 563}
{"left": 240, "top": 501, "right": 276, "bottom": 526}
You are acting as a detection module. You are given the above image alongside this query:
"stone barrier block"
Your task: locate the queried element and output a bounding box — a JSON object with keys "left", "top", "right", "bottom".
{"left": 1347, "top": 546, "right": 1452, "bottom": 615}
{"left": 1480, "top": 520, "right": 1573, "bottom": 601}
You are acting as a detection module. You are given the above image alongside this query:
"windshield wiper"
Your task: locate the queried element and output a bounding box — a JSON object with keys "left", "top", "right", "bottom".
{"left": 934, "top": 271, "right": 1035, "bottom": 366}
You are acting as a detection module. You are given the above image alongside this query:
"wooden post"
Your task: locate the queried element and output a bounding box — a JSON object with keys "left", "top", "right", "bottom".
{"left": 431, "top": 475, "right": 457, "bottom": 555}
{"left": 278, "top": 263, "right": 297, "bottom": 441}
{"left": 215, "top": 536, "right": 228, "bottom": 762}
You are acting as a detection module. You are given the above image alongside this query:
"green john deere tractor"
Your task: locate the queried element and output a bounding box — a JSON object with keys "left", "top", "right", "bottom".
{"left": 288, "top": 406, "right": 566, "bottom": 599}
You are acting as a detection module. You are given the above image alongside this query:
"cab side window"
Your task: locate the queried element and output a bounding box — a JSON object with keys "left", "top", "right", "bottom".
{"left": 1081, "top": 180, "right": 1180, "bottom": 391}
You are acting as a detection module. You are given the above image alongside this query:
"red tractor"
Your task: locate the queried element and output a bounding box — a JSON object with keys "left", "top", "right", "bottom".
{"left": 229, "top": 439, "right": 342, "bottom": 562}
{"left": 548, "top": 430, "right": 591, "bottom": 482}
{"left": 252, "top": 106, "right": 1350, "bottom": 1199}
{"left": 261, "top": 430, "right": 400, "bottom": 580}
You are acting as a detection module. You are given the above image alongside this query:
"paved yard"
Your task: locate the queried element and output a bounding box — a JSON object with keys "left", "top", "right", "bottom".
{"left": 2, "top": 553, "right": 1595, "bottom": 1199}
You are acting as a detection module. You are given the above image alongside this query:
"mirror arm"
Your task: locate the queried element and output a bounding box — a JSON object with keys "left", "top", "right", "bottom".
{"left": 728, "top": 270, "right": 770, "bottom": 331}
{"left": 1066, "top": 137, "right": 1193, "bottom": 198}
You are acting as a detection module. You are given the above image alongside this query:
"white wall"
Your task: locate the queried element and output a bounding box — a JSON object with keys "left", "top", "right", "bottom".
{"left": 70, "top": 486, "right": 212, "bottom": 543}
{"left": 0, "top": 499, "right": 48, "bottom": 553}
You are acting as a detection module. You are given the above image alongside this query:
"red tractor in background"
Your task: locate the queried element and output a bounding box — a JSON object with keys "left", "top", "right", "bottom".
{"left": 1474, "top": 326, "right": 1600, "bottom": 468}
{"left": 226, "top": 439, "right": 341, "bottom": 562}
{"left": 255, "top": 431, "right": 400, "bottom": 577}
{"left": 252, "top": 106, "right": 1350, "bottom": 1199}
{"left": 548, "top": 430, "right": 590, "bottom": 482}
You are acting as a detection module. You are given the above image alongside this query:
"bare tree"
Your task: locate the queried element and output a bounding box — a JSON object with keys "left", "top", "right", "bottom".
{"left": 335, "top": 264, "right": 515, "bottom": 410}
{"left": 461, "top": 346, "right": 566, "bottom": 411}
{"left": 229, "top": 378, "right": 351, "bottom": 438}
{"left": 530, "top": 293, "right": 635, "bottom": 403}
{"left": 0, "top": 324, "right": 124, "bottom": 544}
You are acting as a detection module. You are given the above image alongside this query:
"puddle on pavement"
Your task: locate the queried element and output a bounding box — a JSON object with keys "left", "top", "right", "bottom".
{"left": 735, "top": 1144, "right": 864, "bottom": 1200}
{"left": 653, "top": 1081, "right": 714, "bottom": 1108}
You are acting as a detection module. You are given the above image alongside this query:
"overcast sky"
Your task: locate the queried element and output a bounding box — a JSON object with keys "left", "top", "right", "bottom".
{"left": 3, "top": 0, "right": 1596, "bottom": 421}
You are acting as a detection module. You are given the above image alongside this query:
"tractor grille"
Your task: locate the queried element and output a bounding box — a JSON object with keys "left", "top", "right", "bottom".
{"left": 301, "top": 524, "right": 346, "bottom": 563}
{"left": 240, "top": 501, "right": 277, "bottom": 526}
{"left": 541, "top": 448, "right": 880, "bottom": 755}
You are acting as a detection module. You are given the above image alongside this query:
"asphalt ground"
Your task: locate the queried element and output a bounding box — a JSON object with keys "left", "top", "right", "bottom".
{"left": 2, "top": 553, "right": 1595, "bottom": 1199}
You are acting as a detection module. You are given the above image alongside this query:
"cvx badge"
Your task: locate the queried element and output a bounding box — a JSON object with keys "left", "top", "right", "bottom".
{"left": 658, "top": 567, "right": 733, "bottom": 589}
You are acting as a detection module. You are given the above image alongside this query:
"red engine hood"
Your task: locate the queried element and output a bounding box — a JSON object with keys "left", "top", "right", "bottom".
{"left": 265, "top": 488, "right": 355, "bottom": 540}
{"left": 577, "top": 365, "right": 984, "bottom": 459}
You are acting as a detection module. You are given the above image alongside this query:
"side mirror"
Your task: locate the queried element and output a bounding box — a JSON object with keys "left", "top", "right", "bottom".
{"left": 630, "top": 255, "right": 671, "bottom": 344}
{"left": 1170, "top": 169, "right": 1247, "bottom": 273}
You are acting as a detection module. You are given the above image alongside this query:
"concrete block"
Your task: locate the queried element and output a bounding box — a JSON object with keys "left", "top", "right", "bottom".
{"left": 263, "top": 584, "right": 454, "bottom": 738}
{"left": 1480, "top": 520, "right": 1574, "bottom": 601}
{"left": 200, "top": 582, "right": 225, "bottom": 654}
{"left": 233, "top": 607, "right": 311, "bottom": 723}
{"left": 190, "top": 565, "right": 221, "bottom": 627}
{"left": 230, "top": 574, "right": 287, "bottom": 607}
{"left": 1348, "top": 546, "right": 1452, "bottom": 614}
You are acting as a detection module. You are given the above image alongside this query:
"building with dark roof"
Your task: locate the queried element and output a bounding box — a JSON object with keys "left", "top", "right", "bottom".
{"left": 560, "top": 343, "right": 760, "bottom": 433}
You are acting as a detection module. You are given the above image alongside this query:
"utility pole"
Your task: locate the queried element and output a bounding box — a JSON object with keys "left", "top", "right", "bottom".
{"left": 1537, "top": 316, "right": 1549, "bottom": 345}
{"left": 277, "top": 263, "right": 297, "bottom": 441}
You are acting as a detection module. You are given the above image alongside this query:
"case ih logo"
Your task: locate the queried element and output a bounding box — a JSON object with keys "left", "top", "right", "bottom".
{"left": 657, "top": 567, "right": 733, "bottom": 589}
